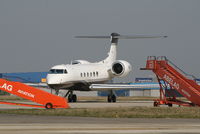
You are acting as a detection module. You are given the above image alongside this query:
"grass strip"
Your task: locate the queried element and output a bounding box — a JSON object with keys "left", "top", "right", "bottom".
{"left": 0, "top": 107, "right": 200, "bottom": 118}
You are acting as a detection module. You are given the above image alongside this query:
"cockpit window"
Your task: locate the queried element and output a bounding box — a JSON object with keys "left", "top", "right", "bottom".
{"left": 72, "top": 61, "right": 80, "bottom": 65}
{"left": 49, "top": 69, "right": 56, "bottom": 74}
{"left": 49, "top": 69, "right": 67, "bottom": 74}
{"left": 56, "top": 69, "right": 64, "bottom": 74}
{"left": 64, "top": 69, "right": 67, "bottom": 73}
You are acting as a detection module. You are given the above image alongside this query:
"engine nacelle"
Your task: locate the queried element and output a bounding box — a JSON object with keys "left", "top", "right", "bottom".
{"left": 111, "top": 60, "right": 132, "bottom": 77}
{"left": 72, "top": 60, "right": 90, "bottom": 65}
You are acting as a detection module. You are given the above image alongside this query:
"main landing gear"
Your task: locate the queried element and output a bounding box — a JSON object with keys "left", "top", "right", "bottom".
{"left": 107, "top": 90, "right": 116, "bottom": 103}
{"left": 64, "top": 90, "right": 77, "bottom": 103}
{"left": 54, "top": 89, "right": 116, "bottom": 103}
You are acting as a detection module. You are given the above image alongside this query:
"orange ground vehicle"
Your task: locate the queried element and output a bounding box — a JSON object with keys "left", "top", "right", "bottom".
{"left": 0, "top": 79, "right": 69, "bottom": 109}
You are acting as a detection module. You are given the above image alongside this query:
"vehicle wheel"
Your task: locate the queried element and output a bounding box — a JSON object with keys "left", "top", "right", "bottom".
{"left": 72, "top": 94, "right": 77, "bottom": 102}
{"left": 154, "top": 101, "right": 159, "bottom": 107}
{"left": 168, "top": 103, "right": 173, "bottom": 107}
{"left": 45, "top": 103, "right": 53, "bottom": 109}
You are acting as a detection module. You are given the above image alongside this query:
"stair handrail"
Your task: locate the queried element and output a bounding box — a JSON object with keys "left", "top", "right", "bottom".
{"left": 165, "top": 57, "right": 197, "bottom": 80}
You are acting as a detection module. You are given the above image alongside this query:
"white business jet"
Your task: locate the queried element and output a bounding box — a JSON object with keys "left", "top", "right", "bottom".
{"left": 46, "top": 33, "right": 166, "bottom": 102}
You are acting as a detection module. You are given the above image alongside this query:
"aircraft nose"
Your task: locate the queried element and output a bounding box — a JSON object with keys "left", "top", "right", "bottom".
{"left": 47, "top": 79, "right": 54, "bottom": 85}
{"left": 47, "top": 75, "right": 61, "bottom": 85}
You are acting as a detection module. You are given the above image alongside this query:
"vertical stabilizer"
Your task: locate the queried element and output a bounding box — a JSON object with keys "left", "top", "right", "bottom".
{"left": 103, "top": 33, "right": 120, "bottom": 64}
{"left": 75, "top": 33, "right": 167, "bottom": 64}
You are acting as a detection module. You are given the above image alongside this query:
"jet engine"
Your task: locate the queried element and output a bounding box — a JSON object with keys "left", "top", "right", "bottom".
{"left": 111, "top": 60, "right": 132, "bottom": 77}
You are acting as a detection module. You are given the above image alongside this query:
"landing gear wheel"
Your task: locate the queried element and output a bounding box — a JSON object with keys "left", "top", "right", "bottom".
{"left": 72, "top": 94, "right": 77, "bottom": 102}
{"left": 107, "top": 95, "right": 116, "bottom": 103}
{"left": 108, "top": 95, "right": 112, "bottom": 102}
{"left": 68, "top": 94, "right": 77, "bottom": 103}
{"left": 111, "top": 95, "right": 116, "bottom": 102}
{"left": 68, "top": 94, "right": 73, "bottom": 102}
{"left": 45, "top": 103, "right": 53, "bottom": 109}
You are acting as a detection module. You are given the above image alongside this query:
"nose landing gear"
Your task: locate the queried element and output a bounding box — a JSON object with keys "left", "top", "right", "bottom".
{"left": 54, "top": 89, "right": 77, "bottom": 103}
{"left": 64, "top": 90, "right": 77, "bottom": 102}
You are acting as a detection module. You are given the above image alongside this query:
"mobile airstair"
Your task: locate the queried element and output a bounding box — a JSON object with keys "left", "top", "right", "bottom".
{"left": 142, "top": 56, "right": 200, "bottom": 107}
{"left": 0, "top": 79, "right": 69, "bottom": 109}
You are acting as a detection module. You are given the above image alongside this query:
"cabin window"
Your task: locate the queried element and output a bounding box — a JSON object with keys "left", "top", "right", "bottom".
{"left": 81, "top": 73, "right": 82, "bottom": 77}
{"left": 96, "top": 72, "right": 98, "bottom": 77}
{"left": 87, "top": 72, "right": 89, "bottom": 77}
{"left": 93, "top": 72, "right": 95, "bottom": 77}
{"left": 90, "top": 72, "right": 92, "bottom": 77}
{"left": 84, "top": 73, "right": 86, "bottom": 77}
{"left": 64, "top": 69, "right": 67, "bottom": 74}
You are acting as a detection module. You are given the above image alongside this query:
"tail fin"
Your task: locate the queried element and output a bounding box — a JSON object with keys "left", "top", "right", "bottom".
{"left": 103, "top": 33, "right": 119, "bottom": 64}
{"left": 75, "top": 33, "right": 167, "bottom": 64}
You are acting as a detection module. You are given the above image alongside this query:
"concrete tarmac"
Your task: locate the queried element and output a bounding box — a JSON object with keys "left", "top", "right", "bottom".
{"left": 0, "top": 101, "right": 199, "bottom": 134}
{"left": 0, "top": 114, "right": 200, "bottom": 134}
{"left": 0, "top": 100, "right": 182, "bottom": 110}
{"left": 70, "top": 101, "right": 154, "bottom": 108}
{"left": 0, "top": 100, "right": 154, "bottom": 109}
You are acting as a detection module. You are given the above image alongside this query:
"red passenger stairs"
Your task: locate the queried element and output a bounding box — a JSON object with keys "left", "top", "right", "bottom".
{"left": 142, "top": 56, "right": 200, "bottom": 107}
{"left": 0, "top": 79, "right": 69, "bottom": 109}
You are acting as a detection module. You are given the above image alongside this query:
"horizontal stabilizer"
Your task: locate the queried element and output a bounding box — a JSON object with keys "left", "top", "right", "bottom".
{"left": 75, "top": 33, "right": 167, "bottom": 39}
{"left": 114, "top": 35, "right": 167, "bottom": 39}
{"left": 75, "top": 36, "right": 110, "bottom": 39}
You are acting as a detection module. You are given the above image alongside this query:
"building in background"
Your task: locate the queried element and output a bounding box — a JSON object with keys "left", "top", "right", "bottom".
{"left": 135, "top": 78, "right": 153, "bottom": 83}
{"left": 0, "top": 72, "right": 48, "bottom": 83}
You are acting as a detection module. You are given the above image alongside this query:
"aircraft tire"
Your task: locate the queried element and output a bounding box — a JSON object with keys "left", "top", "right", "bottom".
{"left": 112, "top": 95, "right": 116, "bottom": 102}
{"left": 72, "top": 94, "right": 77, "bottom": 102}
{"left": 107, "top": 95, "right": 116, "bottom": 103}
{"left": 107, "top": 95, "right": 112, "bottom": 102}
{"left": 68, "top": 94, "right": 73, "bottom": 102}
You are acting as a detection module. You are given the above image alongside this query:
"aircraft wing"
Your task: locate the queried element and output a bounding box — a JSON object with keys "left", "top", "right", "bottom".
{"left": 89, "top": 83, "right": 160, "bottom": 91}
